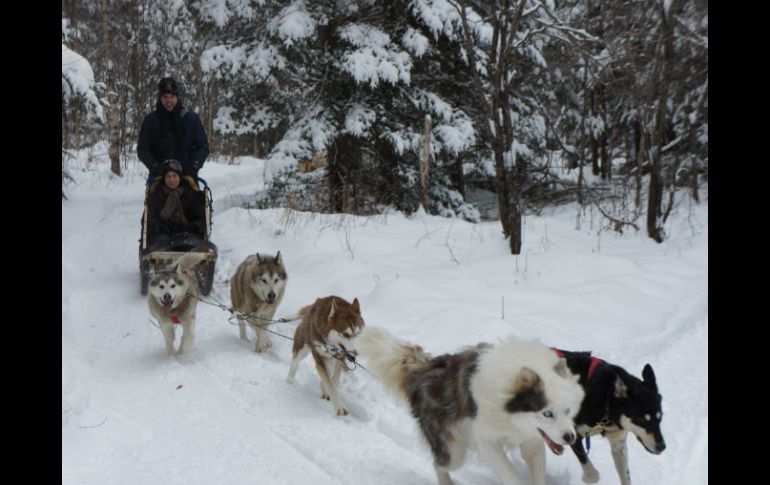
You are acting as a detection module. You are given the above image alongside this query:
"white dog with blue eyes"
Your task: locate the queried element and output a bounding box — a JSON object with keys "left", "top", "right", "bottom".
{"left": 355, "top": 326, "right": 585, "bottom": 485}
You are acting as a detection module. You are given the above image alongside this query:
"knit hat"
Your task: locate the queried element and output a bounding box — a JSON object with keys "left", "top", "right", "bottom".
{"left": 158, "top": 77, "right": 180, "bottom": 96}
{"left": 162, "top": 159, "right": 183, "bottom": 176}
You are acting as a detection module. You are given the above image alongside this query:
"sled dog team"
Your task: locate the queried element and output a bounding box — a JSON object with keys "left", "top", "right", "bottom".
{"left": 148, "top": 252, "right": 666, "bottom": 485}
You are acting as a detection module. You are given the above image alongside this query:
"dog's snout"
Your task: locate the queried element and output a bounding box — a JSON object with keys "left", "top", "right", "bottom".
{"left": 162, "top": 293, "right": 173, "bottom": 304}
{"left": 267, "top": 291, "right": 276, "bottom": 302}
{"left": 563, "top": 432, "right": 576, "bottom": 445}
{"left": 656, "top": 441, "right": 666, "bottom": 453}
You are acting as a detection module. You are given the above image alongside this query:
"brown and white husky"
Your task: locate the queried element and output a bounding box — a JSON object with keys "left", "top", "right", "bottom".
{"left": 286, "top": 296, "right": 365, "bottom": 416}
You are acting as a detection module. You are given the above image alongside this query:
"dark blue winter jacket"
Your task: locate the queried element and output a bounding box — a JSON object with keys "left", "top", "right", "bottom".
{"left": 137, "top": 101, "right": 209, "bottom": 177}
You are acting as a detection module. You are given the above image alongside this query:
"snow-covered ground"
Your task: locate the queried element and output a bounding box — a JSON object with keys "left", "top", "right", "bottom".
{"left": 62, "top": 152, "right": 707, "bottom": 485}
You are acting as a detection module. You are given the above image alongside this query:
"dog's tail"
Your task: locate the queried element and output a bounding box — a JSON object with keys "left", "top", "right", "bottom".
{"left": 354, "top": 326, "right": 429, "bottom": 401}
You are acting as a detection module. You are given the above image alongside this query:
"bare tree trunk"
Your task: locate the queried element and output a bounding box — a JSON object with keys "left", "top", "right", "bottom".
{"left": 646, "top": 152, "right": 663, "bottom": 242}
{"left": 494, "top": 152, "right": 514, "bottom": 237}
{"left": 633, "top": 120, "right": 640, "bottom": 163}
{"left": 689, "top": 81, "right": 707, "bottom": 204}
{"left": 451, "top": 0, "right": 527, "bottom": 254}
{"left": 600, "top": 86, "right": 611, "bottom": 180}
{"left": 590, "top": 91, "right": 600, "bottom": 176}
{"left": 646, "top": 0, "right": 684, "bottom": 243}
{"left": 600, "top": 131, "right": 609, "bottom": 180}
{"left": 449, "top": 152, "right": 466, "bottom": 198}
{"left": 635, "top": 117, "right": 646, "bottom": 209}
{"left": 328, "top": 140, "right": 342, "bottom": 212}
{"left": 102, "top": 0, "right": 121, "bottom": 176}
{"left": 420, "top": 115, "right": 432, "bottom": 212}
{"left": 328, "top": 134, "right": 359, "bottom": 213}
{"left": 577, "top": 56, "right": 589, "bottom": 206}
{"left": 506, "top": 166, "right": 522, "bottom": 254}
{"left": 577, "top": 136, "right": 586, "bottom": 206}
{"left": 690, "top": 159, "right": 700, "bottom": 203}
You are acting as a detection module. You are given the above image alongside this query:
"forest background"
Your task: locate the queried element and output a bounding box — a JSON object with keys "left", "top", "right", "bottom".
{"left": 61, "top": 0, "right": 708, "bottom": 253}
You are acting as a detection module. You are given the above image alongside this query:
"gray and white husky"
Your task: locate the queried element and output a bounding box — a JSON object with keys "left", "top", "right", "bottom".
{"left": 148, "top": 253, "right": 206, "bottom": 356}
{"left": 230, "top": 252, "right": 287, "bottom": 352}
{"left": 355, "top": 326, "right": 585, "bottom": 485}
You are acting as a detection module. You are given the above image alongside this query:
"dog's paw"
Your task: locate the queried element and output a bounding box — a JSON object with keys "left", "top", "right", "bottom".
{"left": 336, "top": 407, "right": 348, "bottom": 416}
{"left": 582, "top": 465, "right": 600, "bottom": 484}
{"left": 256, "top": 339, "right": 273, "bottom": 353}
{"left": 321, "top": 393, "right": 330, "bottom": 400}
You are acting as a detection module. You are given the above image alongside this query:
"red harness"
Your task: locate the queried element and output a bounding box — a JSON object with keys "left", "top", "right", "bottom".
{"left": 551, "top": 348, "right": 603, "bottom": 380}
{"left": 161, "top": 294, "right": 190, "bottom": 325}
{"left": 157, "top": 270, "right": 192, "bottom": 325}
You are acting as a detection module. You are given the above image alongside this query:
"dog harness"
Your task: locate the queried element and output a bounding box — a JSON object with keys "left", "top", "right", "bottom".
{"left": 161, "top": 293, "right": 191, "bottom": 324}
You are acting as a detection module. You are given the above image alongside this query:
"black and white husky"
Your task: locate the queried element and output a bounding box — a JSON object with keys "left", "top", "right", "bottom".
{"left": 355, "top": 326, "right": 585, "bottom": 485}
{"left": 553, "top": 349, "right": 666, "bottom": 485}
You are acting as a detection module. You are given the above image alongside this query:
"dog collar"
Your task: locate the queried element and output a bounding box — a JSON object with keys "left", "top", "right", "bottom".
{"left": 587, "top": 357, "right": 603, "bottom": 380}
{"left": 551, "top": 348, "right": 603, "bottom": 380}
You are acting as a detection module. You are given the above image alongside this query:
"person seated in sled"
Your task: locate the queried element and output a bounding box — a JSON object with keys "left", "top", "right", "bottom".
{"left": 144, "top": 159, "right": 215, "bottom": 254}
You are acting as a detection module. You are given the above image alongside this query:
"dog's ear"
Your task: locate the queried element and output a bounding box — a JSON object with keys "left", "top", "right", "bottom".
{"left": 256, "top": 253, "right": 263, "bottom": 263}
{"left": 554, "top": 357, "right": 570, "bottom": 378}
{"left": 352, "top": 297, "right": 360, "bottom": 313}
{"left": 328, "top": 298, "right": 337, "bottom": 320}
{"left": 275, "top": 251, "right": 282, "bottom": 264}
{"left": 614, "top": 376, "right": 628, "bottom": 398}
{"left": 172, "top": 263, "right": 181, "bottom": 274}
{"left": 506, "top": 367, "right": 546, "bottom": 413}
{"left": 642, "top": 364, "right": 657, "bottom": 387}
{"left": 515, "top": 367, "right": 541, "bottom": 392}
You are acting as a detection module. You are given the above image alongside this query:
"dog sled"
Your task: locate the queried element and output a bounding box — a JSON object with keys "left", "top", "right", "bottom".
{"left": 139, "top": 176, "right": 218, "bottom": 296}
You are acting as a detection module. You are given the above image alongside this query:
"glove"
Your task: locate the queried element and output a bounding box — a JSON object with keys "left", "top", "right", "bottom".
{"left": 191, "top": 161, "right": 201, "bottom": 172}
